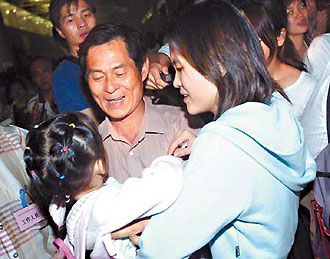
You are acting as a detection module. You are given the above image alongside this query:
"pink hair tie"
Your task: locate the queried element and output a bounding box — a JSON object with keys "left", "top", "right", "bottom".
{"left": 61, "top": 147, "right": 68, "bottom": 152}
{"left": 30, "top": 170, "right": 36, "bottom": 175}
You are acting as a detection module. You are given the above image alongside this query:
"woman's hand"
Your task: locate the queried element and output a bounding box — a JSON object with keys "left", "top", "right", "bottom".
{"left": 168, "top": 130, "right": 197, "bottom": 157}
{"left": 315, "top": 10, "right": 328, "bottom": 37}
{"left": 111, "top": 217, "right": 150, "bottom": 246}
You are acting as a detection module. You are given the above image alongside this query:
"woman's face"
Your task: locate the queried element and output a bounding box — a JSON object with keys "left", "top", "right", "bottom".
{"left": 286, "top": 0, "right": 308, "bottom": 35}
{"left": 171, "top": 50, "right": 219, "bottom": 116}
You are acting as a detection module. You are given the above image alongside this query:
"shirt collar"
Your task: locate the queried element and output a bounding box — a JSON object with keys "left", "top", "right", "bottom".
{"left": 98, "top": 97, "right": 165, "bottom": 142}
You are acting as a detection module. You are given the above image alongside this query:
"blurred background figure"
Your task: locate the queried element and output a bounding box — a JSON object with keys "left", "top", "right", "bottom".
{"left": 8, "top": 78, "right": 34, "bottom": 129}
{"left": 0, "top": 71, "right": 14, "bottom": 126}
{"left": 27, "top": 56, "right": 58, "bottom": 125}
{"left": 7, "top": 56, "right": 58, "bottom": 129}
{"left": 305, "top": 0, "right": 330, "bottom": 43}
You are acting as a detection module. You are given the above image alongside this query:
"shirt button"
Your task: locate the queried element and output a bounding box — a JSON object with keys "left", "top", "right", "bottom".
{"left": 129, "top": 151, "right": 134, "bottom": 156}
{"left": 13, "top": 252, "right": 19, "bottom": 258}
{"left": 0, "top": 224, "right": 3, "bottom": 230}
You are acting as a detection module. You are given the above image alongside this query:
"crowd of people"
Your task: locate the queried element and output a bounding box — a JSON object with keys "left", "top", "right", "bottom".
{"left": 0, "top": 0, "right": 329, "bottom": 258}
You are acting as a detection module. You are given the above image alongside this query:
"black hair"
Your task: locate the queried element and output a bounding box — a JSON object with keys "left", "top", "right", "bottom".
{"left": 28, "top": 56, "right": 55, "bottom": 77}
{"left": 283, "top": 0, "right": 306, "bottom": 8}
{"left": 239, "top": 0, "right": 306, "bottom": 71}
{"left": 49, "top": 0, "right": 96, "bottom": 53}
{"left": 169, "top": 0, "right": 287, "bottom": 118}
{"left": 8, "top": 78, "right": 28, "bottom": 104}
{"left": 24, "top": 112, "right": 107, "bottom": 237}
{"left": 79, "top": 22, "right": 147, "bottom": 76}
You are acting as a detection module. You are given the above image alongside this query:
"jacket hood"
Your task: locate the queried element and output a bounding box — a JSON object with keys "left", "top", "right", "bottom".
{"left": 206, "top": 94, "right": 316, "bottom": 192}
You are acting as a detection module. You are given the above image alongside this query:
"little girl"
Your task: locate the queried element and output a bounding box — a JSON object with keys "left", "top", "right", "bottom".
{"left": 23, "top": 112, "right": 184, "bottom": 259}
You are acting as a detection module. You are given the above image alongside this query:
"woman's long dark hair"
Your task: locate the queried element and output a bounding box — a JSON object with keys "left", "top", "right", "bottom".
{"left": 169, "top": 0, "right": 287, "bottom": 118}
{"left": 239, "top": 0, "right": 306, "bottom": 72}
{"left": 24, "top": 112, "right": 107, "bottom": 238}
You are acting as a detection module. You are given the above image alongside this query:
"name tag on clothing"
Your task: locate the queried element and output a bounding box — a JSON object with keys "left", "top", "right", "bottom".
{"left": 13, "top": 203, "right": 45, "bottom": 231}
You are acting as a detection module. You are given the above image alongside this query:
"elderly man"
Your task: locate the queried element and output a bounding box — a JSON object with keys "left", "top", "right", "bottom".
{"left": 79, "top": 23, "right": 200, "bottom": 183}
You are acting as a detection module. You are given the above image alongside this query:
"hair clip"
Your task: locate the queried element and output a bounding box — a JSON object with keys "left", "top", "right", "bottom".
{"left": 69, "top": 123, "right": 76, "bottom": 128}
{"left": 59, "top": 175, "right": 66, "bottom": 180}
{"left": 25, "top": 146, "right": 31, "bottom": 150}
{"left": 65, "top": 194, "right": 70, "bottom": 203}
{"left": 30, "top": 170, "right": 36, "bottom": 175}
{"left": 61, "top": 147, "right": 68, "bottom": 152}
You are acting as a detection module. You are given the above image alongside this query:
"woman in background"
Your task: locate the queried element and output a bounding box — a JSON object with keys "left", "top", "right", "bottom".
{"left": 284, "top": 0, "right": 310, "bottom": 60}
{"left": 239, "top": 0, "right": 317, "bottom": 120}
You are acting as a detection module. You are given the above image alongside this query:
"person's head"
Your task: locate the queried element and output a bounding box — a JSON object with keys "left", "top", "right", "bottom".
{"left": 169, "top": 0, "right": 280, "bottom": 118}
{"left": 29, "top": 56, "right": 54, "bottom": 92}
{"left": 49, "top": 0, "right": 96, "bottom": 56}
{"left": 24, "top": 112, "right": 108, "bottom": 204}
{"left": 306, "top": 0, "right": 317, "bottom": 17}
{"left": 79, "top": 23, "right": 149, "bottom": 121}
{"left": 9, "top": 78, "right": 29, "bottom": 104}
{"left": 239, "top": 0, "right": 306, "bottom": 71}
{"left": 283, "top": 0, "right": 309, "bottom": 36}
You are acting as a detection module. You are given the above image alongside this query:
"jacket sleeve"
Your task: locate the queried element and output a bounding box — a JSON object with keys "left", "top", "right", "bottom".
{"left": 137, "top": 130, "right": 250, "bottom": 258}
{"left": 90, "top": 155, "right": 185, "bottom": 258}
{"left": 92, "top": 155, "right": 185, "bottom": 234}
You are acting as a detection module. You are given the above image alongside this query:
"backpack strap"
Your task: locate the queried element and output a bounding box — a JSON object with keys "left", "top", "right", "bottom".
{"left": 65, "top": 56, "right": 79, "bottom": 65}
{"left": 312, "top": 200, "right": 330, "bottom": 259}
{"left": 53, "top": 238, "right": 75, "bottom": 259}
{"left": 326, "top": 81, "right": 330, "bottom": 143}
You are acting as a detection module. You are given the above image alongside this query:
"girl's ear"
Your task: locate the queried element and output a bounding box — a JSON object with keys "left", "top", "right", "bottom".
{"left": 94, "top": 159, "right": 105, "bottom": 176}
{"left": 277, "top": 28, "right": 287, "bottom": 47}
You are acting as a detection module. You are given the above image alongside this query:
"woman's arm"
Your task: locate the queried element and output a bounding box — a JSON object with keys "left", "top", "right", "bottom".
{"left": 137, "top": 131, "right": 250, "bottom": 258}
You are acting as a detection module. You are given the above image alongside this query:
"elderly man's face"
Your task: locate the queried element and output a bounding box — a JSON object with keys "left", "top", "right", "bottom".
{"left": 86, "top": 39, "right": 148, "bottom": 121}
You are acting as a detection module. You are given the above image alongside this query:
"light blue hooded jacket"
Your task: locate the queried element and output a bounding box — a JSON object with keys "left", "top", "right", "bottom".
{"left": 137, "top": 94, "right": 316, "bottom": 259}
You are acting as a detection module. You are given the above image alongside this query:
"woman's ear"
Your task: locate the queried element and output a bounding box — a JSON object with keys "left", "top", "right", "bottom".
{"left": 218, "top": 62, "right": 227, "bottom": 77}
{"left": 277, "top": 28, "right": 287, "bottom": 47}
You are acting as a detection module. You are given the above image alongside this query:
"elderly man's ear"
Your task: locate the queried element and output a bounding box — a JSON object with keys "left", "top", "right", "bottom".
{"left": 142, "top": 57, "right": 150, "bottom": 82}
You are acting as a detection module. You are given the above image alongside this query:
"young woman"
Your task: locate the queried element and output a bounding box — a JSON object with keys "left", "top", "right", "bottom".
{"left": 284, "top": 0, "right": 310, "bottom": 60}
{"left": 239, "top": 0, "right": 318, "bottom": 120}
{"left": 135, "top": 1, "right": 316, "bottom": 258}
{"left": 24, "top": 112, "right": 184, "bottom": 259}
